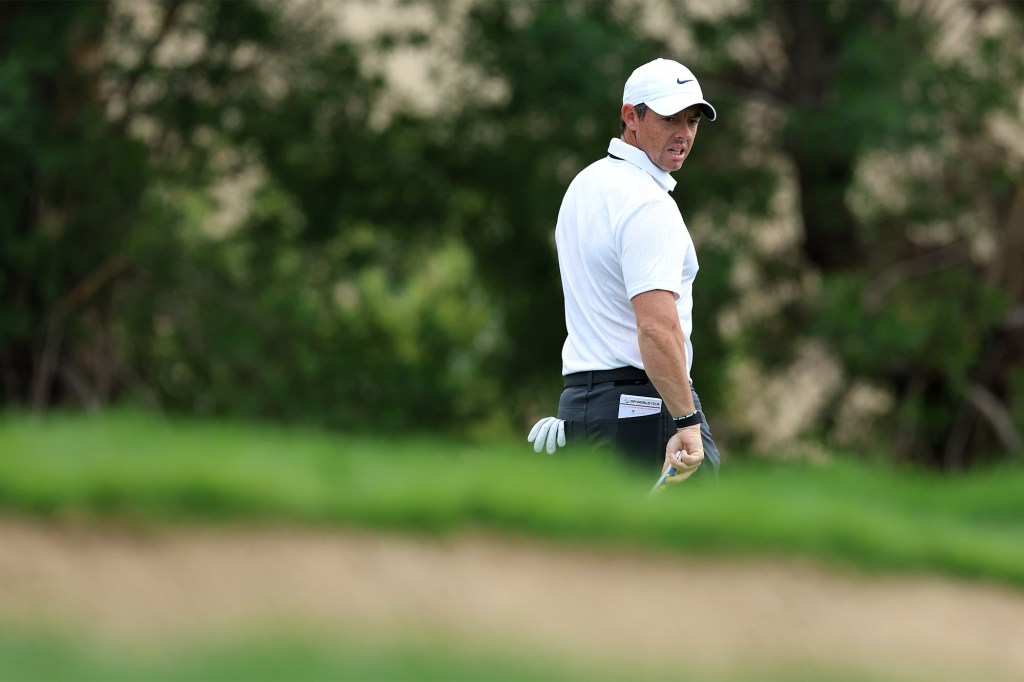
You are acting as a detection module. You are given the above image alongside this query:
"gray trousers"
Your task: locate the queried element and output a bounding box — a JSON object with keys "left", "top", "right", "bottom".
{"left": 556, "top": 377, "right": 721, "bottom": 476}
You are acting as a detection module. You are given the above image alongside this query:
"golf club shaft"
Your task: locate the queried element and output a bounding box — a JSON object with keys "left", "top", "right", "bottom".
{"left": 649, "top": 466, "right": 677, "bottom": 495}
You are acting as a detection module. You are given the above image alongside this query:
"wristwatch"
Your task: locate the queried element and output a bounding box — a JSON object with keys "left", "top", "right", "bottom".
{"left": 672, "top": 410, "right": 703, "bottom": 428}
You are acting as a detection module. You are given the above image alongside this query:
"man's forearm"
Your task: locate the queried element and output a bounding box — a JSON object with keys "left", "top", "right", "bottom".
{"left": 637, "top": 325, "right": 696, "bottom": 418}
{"left": 632, "top": 289, "right": 697, "bottom": 419}
{"left": 638, "top": 329, "right": 696, "bottom": 413}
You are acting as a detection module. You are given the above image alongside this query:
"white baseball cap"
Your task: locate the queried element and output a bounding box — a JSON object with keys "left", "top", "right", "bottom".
{"left": 623, "top": 58, "right": 717, "bottom": 121}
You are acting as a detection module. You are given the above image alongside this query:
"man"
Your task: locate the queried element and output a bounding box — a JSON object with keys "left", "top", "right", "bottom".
{"left": 528, "top": 58, "right": 722, "bottom": 486}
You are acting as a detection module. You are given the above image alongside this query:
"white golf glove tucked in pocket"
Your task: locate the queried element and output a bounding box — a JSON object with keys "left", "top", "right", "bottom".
{"left": 527, "top": 416, "right": 566, "bottom": 454}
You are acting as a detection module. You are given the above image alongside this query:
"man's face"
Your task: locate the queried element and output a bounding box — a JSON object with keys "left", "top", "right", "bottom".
{"left": 623, "top": 104, "right": 701, "bottom": 172}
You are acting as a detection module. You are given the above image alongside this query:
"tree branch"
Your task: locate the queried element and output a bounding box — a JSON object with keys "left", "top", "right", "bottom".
{"left": 30, "top": 258, "right": 132, "bottom": 412}
{"left": 863, "top": 242, "right": 971, "bottom": 312}
{"left": 966, "top": 383, "right": 1023, "bottom": 456}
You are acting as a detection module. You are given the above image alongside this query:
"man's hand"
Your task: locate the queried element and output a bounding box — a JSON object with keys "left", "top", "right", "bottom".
{"left": 527, "top": 417, "right": 566, "bottom": 454}
{"left": 660, "top": 425, "right": 703, "bottom": 484}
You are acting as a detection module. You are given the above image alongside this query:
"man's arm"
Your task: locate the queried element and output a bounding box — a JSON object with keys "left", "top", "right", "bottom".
{"left": 632, "top": 289, "right": 694, "bottom": 416}
{"left": 631, "top": 289, "right": 703, "bottom": 480}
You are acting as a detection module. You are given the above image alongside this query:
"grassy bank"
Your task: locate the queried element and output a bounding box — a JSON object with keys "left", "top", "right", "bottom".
{"left": 1, "top": 409, "right": 1022, "bottom": 588}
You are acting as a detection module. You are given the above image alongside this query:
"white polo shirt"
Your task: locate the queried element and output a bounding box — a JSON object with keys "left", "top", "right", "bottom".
{"left": 556, "top": 137, "right": 698, "bottom": 376}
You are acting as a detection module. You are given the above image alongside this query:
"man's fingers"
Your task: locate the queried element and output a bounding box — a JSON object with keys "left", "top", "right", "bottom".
{"left": 660, "top": 453, "right": 679, "bottom": 476}
{"left": 556, "top": 420, "right": 566, "bottom": 448}
{"left": 658, "top": 448, "right": 703, "bottom": 485}
{"left": 674, "top": 449, "right": 703, "bottom": 466}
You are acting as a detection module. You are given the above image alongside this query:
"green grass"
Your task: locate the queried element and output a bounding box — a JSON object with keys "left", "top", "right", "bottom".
{"left": 0, "top": 628, "right": 894, "bottom": 682}
{"left": 1, "top": 409, "right": 1023, "bottom": 588}
{"left": 0, "top": 630, "right": 604, "bottom": 682}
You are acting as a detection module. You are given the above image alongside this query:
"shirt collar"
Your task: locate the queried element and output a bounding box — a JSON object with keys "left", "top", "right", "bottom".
{"left": 607, "top": 138, "right": 677, "bottom": 192}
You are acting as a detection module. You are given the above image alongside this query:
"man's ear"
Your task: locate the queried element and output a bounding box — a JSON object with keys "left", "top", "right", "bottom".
{"left": 621, "top": 103, "right": 638, "bottom": 131}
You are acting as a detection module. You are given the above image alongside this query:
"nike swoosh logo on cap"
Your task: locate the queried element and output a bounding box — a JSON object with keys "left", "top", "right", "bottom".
{"left": 677, "top": 78, "right": 693, "bottom": 85}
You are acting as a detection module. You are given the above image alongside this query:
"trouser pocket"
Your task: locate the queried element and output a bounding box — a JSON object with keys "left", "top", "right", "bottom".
{"left": 598, "top": 412, "right": 665, "bottom": 467}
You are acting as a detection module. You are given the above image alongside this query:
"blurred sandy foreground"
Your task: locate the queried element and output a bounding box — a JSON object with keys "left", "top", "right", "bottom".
{"left": 2, "top": 516, "right": 1023, "bottom": 681}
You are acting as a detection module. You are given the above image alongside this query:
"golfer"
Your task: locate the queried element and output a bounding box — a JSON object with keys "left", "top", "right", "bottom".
{"left": 529, "top": 58, "right": 722, "bottom": 485}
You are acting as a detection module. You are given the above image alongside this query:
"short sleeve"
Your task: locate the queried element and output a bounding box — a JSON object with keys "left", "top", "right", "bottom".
{"left": 618, "top": 197, "right": 688, "bottom": 301}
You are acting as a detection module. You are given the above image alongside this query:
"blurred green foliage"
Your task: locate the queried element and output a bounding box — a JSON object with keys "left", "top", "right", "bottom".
{"left": 1, "top": 1, "right": 1023, "bottom": 466}
{"left": 2, "top": 410, "right": 1023, "bottom": 587}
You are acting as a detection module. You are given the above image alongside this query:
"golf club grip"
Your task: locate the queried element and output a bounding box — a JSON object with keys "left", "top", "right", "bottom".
{"left": 649, "top": 466, "right": 677, "bottom": 494}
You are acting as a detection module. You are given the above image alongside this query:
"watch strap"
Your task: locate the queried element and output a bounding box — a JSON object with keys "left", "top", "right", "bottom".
{"left": 672, "top": 410, "right": 703, "bottom": 428}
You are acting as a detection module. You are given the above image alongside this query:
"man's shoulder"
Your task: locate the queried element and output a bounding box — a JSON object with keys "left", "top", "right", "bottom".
{"left": 570, "top": 156, "right": 662, "bottom": 196}
{"left": 564, "top": 157, "right": 616, "bottom": 200}
{"left": 571, "top": 155, "right": 617, "bottom": 182}
{"left": 562, "top": 163, "right": 679, "bottom": 231}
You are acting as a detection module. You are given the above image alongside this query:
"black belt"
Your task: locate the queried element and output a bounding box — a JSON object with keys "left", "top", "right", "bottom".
{"left": 564, "top": 366, "right": 648, "bottom": 387}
